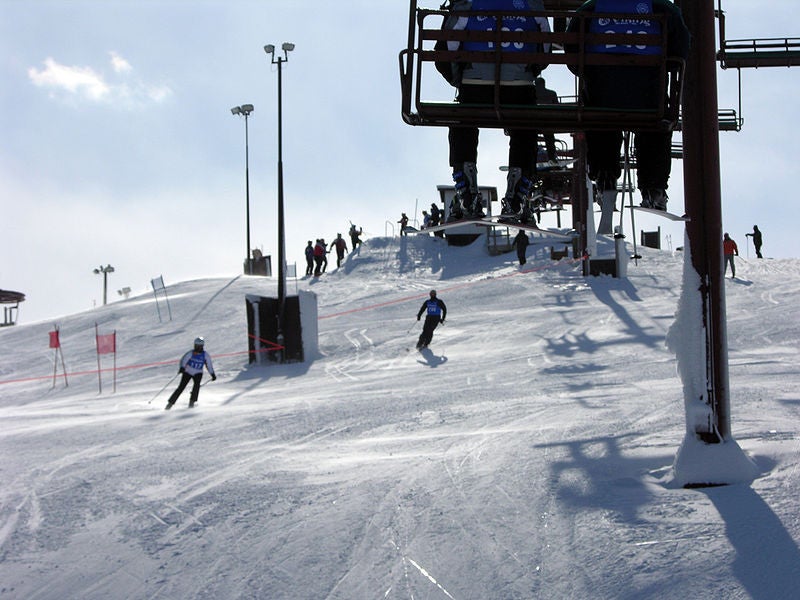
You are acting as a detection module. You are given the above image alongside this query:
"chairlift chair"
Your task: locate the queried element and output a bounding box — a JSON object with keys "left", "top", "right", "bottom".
{"left": 399, "top": 1, "right": 686, "bottom": 133}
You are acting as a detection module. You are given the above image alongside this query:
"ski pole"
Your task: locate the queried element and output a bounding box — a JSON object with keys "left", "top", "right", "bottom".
{"left": 148, "top": 372, "right": 179, "bottom": 404}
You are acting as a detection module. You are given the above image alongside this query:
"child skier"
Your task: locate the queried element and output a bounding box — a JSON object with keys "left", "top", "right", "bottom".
{"left": 165, "top": 337, "right": 216, "bottom": 409}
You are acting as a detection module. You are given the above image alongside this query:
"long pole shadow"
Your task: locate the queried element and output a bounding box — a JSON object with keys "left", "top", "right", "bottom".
{"left": 702, "top": 483, "right": 800, "bottom": 599}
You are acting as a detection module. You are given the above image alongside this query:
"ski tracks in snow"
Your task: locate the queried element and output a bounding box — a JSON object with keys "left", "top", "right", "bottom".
{"left": 324, "top": 327, "right": 415, "bottom": 382}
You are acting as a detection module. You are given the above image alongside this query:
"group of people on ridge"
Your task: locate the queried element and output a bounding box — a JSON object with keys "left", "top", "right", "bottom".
{"left": 723, "top": 225, "right": 765, "bottom": 278}
{"left": 304, "top": 225, "right": 363, "bottom": 277}
{"left": 400, "top": 204, "right": 444, "bottom": 236}
{"left": 435, "top": 0, "right": 691, "bottom": 233}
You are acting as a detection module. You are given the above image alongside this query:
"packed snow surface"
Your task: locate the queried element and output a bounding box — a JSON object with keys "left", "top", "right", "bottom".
{"left": 1, "top": 234, "right": 799, "bottom": 599}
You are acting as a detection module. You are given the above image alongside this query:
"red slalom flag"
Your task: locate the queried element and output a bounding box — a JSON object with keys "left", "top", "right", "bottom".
{"left": 49, "top": 330, "right": 61, "bottom": 349}
{"left": 96, "top": 332, "right": 116, "bottom": 355}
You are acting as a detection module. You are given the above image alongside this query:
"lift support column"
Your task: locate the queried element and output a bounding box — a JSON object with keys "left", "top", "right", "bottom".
{"left": 680, "top": 0, "right": 730, "bottom": 442}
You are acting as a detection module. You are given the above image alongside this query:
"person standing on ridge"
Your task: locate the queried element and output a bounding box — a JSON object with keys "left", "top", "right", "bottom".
{"left": 416, "top": 290, "right": 447, "bottom": 349}
{"left": 430, "top": 203, "right": 441, "bottom": 227}
{"left": 513, "top": 229, "right": 530, "bottom": 265}
{"left": 304, "top": 240, "right": 314, "bottom": 276}
{"left": 313, "top": 239, "right": 326, "bottom": 276}
{"left": 349, "top": 223, "right": 362, "bottom": 250}
{"left": 165, "top": 337, "right": 216, "bottom": 410}
{"left": 723, "top": 232, "right": 739, "bottom": 278}
{"left": 436, "top": 0, "right": 551, "bottom": 221}
{"left": 745, "top": 225, "right": 763, "bottom": 259}
{"left": 398, "top": 213, "right": 409, "bottom": 236}
{"left": 320, "top": 238, "right": 329, "bottom": 273}
{"left": 329, "top": 234, "right": 348, "bottom": 268}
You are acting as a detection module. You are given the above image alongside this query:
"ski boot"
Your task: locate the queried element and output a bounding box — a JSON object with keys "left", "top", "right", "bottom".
{"left": 451, "top": 162, "right": 479, "bottom": 219}
{"left": 640, "top": 188, "right": 668, "bottom": 211}
{"left": 501, "top": 167, "right": 533, "bottom": 222}
{"left": 447, "top": 197, "right": 465, "bottom": 222}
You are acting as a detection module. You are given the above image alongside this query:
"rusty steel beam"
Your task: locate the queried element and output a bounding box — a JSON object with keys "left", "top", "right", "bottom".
{"left": 680, "top": 0, "right": 731, "bottom": 441}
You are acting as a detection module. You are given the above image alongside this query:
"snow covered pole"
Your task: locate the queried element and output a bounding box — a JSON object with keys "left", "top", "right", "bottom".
{"left": 671, "top": 0, "right": 757, "bottom": 486}
{"left": 113, "top": 331, "right": 117, "bottom": 394}
{"left": 95, "top": 323, "right": 102, "bottom": 394}
{"left": 680, "top": 0, "right": 730, "bottom": 442}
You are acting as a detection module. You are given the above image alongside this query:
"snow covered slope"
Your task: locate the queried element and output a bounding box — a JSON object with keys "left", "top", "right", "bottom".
{"left": 1, "top": 234, "right": 799, "bottom": 599}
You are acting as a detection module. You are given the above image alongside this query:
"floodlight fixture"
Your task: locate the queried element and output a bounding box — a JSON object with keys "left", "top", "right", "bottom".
{"left": 231, "top": 106, "right": 241, "bottom": 115}
{"left": 263, "top": 41, "right": 295, "bottom": 360}
{"left": 93, "top": 264, "right": 115, "bottom": 305}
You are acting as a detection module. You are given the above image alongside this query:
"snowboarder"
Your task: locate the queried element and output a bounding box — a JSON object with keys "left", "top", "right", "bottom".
{"left": 329, "top": 234, "right": 348, "bottom": 268}
{"left": 723, "top": 233, "right": 739, "bottom": 278}
{"left": 165, "top": 337, "right": 216, "bottom": 410}
{"left": 416, "top": 290, "right": 447, "bottom": 349}
{"left": 304, "top": 240, "right": 314, "bottom": 276}
{"left": 512, "top": 230, "right": 530, "bottom": 265}
{"left": 745, "top": 225, "right": 763, "bottom": 259}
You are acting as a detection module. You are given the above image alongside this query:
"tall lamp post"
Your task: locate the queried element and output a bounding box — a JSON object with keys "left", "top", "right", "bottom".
{"left": 231, "top": 104, "right": 255, "bottom": 274}
{"left": 93, "top": 264, "right": 115, "bottom": 306}
{"left": 264, "top": 42, "right": 294, "bottom": 357}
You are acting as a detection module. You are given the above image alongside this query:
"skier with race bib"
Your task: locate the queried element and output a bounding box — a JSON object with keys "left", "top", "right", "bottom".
{"left": 165, "top": 337, "right": 216, "bottom": 410}
{"left": 416, "top": 290, "right": 447, "bottom": 349}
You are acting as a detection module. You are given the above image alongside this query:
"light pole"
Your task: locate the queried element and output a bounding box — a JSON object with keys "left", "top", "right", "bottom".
{"left": 231, "top": 104, "right": 255, "bottom": 274}
{"left": 264, "top": 42, "right": 294, "bottom": 356}
{"left": 93, "top": 264, "right": 115, "bottom": 306}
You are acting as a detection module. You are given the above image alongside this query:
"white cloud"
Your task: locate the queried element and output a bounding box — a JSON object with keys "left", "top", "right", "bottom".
{"left": 27, "top": 54, "right": 172, "bottom": 107}
{"left": 28, "top": 57, "right": 110, "bottom": 101}
{"left": 109, "top": 51, "right": 132, "bottom": 74}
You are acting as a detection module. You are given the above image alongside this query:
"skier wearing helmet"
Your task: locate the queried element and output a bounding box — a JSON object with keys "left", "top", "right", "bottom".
{"left": 416, "top": 290, "right": 447, "bottom": 349}
{"left": 165, "top": 337, "right": 216, "bottom": 409}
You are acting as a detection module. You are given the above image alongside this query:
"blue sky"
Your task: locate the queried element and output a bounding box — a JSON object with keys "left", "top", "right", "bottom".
{"left": 1, "top": 0, "right": 797, "bottom": 323}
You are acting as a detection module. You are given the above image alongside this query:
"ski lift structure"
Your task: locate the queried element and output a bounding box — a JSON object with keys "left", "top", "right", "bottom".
{"left": 400, "top": 2, "right": 684, "bottom": 133}
{"left": 0, "top": 290, "right": 25, "bottom": 327}
{"left": 400, "top": 0, "right": 799, "bottom": 483}
{"left": 399, "top": 0, "right": 689, "bottom": 270}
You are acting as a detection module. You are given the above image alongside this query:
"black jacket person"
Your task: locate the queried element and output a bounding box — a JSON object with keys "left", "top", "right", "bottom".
{"left": 416, "top": 290, "right": 447, "bottom": 349}
{"left": 513, "top": 230, "right": 530, "bottom": 265}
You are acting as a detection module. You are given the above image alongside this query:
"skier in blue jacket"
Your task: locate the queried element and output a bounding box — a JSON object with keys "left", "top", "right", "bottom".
{"left": 416, "top": 290, "right": 447, "bottom": 349}
{"left": 165, "top": 337, "right": 216, "bottom": 409}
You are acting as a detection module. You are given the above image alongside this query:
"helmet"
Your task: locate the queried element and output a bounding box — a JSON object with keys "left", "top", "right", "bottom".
{"left": 430, "top": 290, "right": 437, "bottom": 298}
{"left": 194, "top": 337, "right": 205, "bottom": 347}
